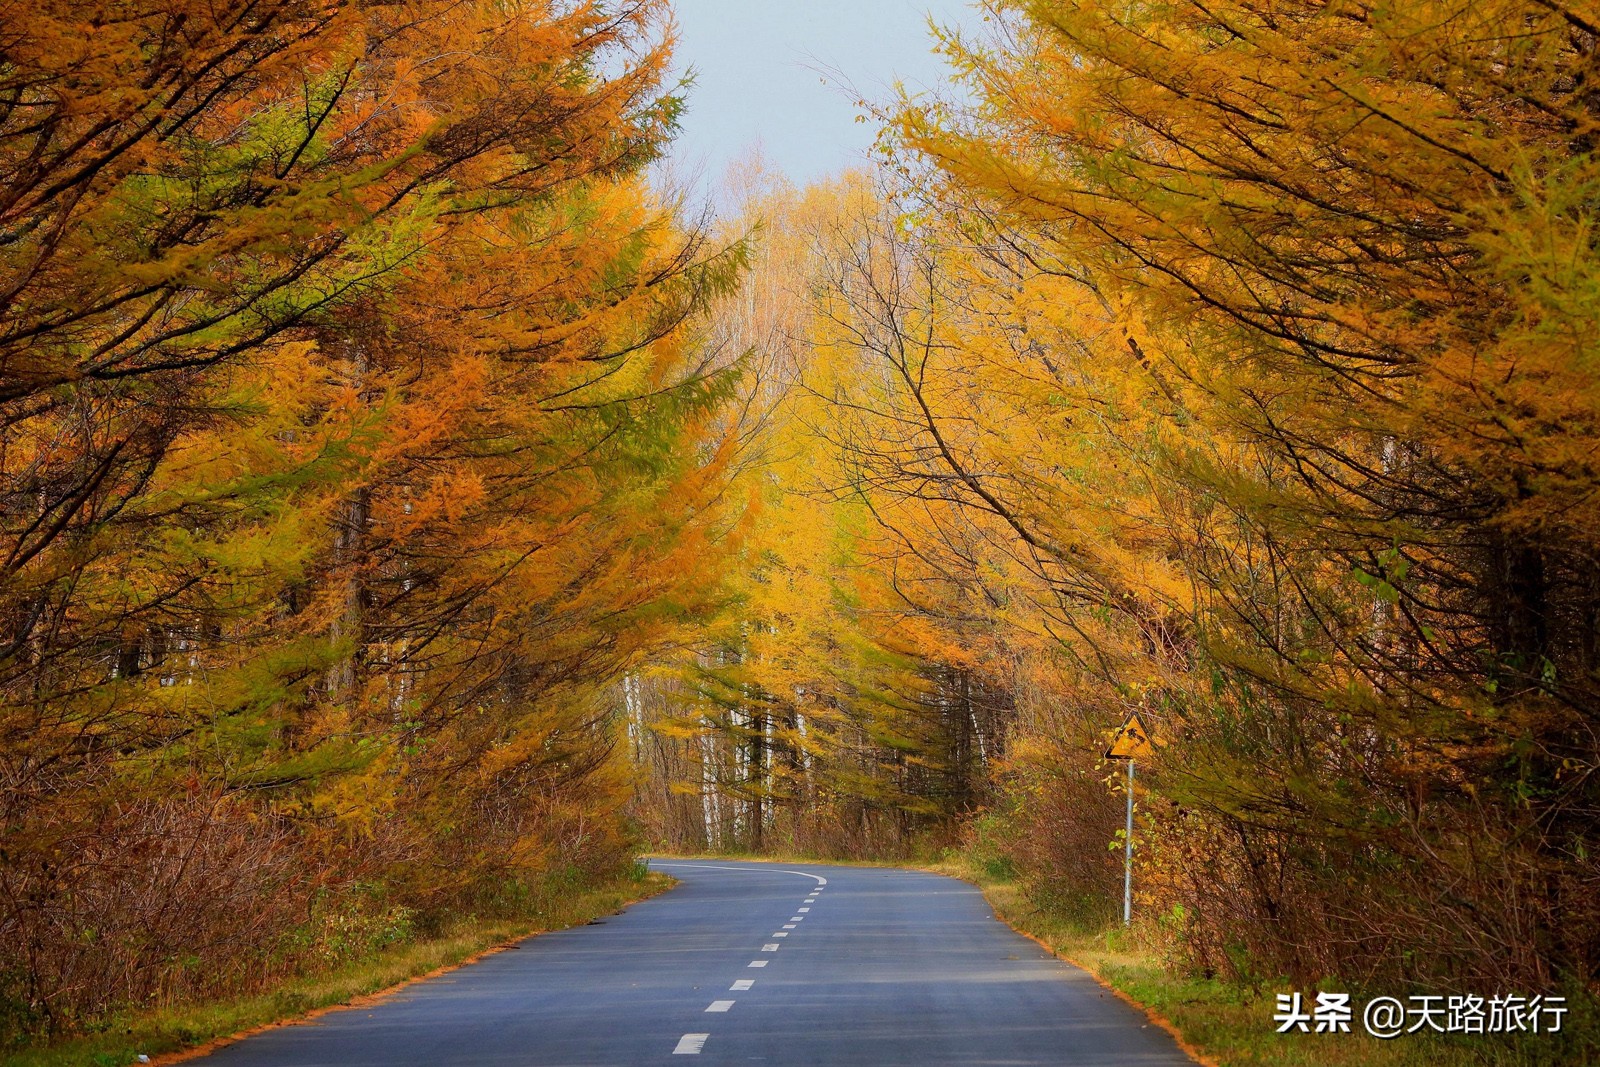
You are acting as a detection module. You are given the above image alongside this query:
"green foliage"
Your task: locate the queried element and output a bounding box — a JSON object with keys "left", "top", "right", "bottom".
{"left": 0, "top": 0, "right": 741, "bottom": 1049}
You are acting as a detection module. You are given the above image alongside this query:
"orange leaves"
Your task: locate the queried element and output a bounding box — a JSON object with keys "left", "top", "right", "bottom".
{"left": 873, "top": 0, "right": 1600, "bottom": 990}
{"left": 0, "top": 0, "right": 744, "bottom": 1035}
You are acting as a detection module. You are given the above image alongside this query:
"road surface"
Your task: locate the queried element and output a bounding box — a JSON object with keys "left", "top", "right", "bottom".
{"left": 193, "top": 859, "right": 1196, "bottom": 1065}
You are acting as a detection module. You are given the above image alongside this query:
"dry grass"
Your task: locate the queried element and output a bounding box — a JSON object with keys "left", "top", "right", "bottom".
{"left": 2, "top": 869, "right": 673, "bottom": 1067}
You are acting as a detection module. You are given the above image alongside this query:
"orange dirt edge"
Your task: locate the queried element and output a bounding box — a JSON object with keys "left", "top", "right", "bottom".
{"left": 1004, "top": 920, "right": 1222, "bottom": 1067}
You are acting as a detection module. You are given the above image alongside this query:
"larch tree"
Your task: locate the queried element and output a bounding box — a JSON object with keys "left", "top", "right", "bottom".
{"left": 900, "top": 0, "right": 1600, "bottom": 990}
{"left": 0, "top": 0, "right": 748, "bottom": 1036}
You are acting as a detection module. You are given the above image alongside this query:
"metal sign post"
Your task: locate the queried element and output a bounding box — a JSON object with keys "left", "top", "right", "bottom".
{"left": 1105, "top": 713, "right": 1153, "bottom": 927}
{"left": 1123, "top": 757, "right": 1134, "bottom": 925}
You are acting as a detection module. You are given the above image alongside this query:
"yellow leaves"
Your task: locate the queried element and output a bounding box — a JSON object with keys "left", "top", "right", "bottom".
{"left": 0, "top": 0, "right": 738, "bottom": 1032}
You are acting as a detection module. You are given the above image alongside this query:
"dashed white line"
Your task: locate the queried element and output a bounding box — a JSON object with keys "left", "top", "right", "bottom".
{"left": 783, "top": 923, "right": 797, "bottom": 929}
{"left": 649, "top": 865, "right": 835, "bottom": 1061}
{"left": 790, "top": 916, "right": 803, "bottom": 922}
{"left": 772, "top": 931, "right": 788, "bottom": 937}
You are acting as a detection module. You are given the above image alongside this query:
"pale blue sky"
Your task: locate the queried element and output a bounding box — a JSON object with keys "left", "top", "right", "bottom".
{"left": 665, "top": 0, "right": 980, "bottom": 186}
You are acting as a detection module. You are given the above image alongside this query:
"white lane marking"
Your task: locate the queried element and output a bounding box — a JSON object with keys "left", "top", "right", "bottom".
{"left": 783, "top": 924, "right": 797, "bottom": 929}
{"left": 706, "top": 1000, "right": 735, "bottom": 1013}
{"left": 772, "top": 932, "right": 788, "bottom": 937}
{"left": 748, "top": 960, "right": 768, "bottom": 968}
{"left": 798, "top": 907, "right": 810, "bottom": 913}
{"left": 731, "top": 980, "right": 754, "bottom": 991}
{"left": 790, "top": 916, "right": 803, "bottom": 922}
{"left": 674, "top": 1034, "right": 709, "bottom": 1055}
{"left": 651, "top": 862, "right": 827, "bottom": 886}
{"left": 762, "top": 943, "right": 780, "bottom": 951}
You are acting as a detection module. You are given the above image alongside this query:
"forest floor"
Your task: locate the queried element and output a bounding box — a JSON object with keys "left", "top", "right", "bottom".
{"left": 2, "top": 866, "right": 673, "bottom": 1067}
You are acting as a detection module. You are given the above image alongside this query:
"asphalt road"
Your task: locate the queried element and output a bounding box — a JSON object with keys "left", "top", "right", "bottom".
{"left": 193, "top": 859, "right": 1196, "bottom": 1065}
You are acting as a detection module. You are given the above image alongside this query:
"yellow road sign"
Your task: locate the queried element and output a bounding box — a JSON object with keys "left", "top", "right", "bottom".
{"left": 1105, "top": 713, "right": 1153, "bottom": 760}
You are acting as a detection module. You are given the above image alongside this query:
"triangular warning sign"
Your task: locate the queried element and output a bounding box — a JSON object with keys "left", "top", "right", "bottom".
{"left": 1105, "top": 713, "right": 1153, "bottom": 760}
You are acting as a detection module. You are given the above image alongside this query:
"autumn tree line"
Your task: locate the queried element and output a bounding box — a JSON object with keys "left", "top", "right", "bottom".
{"left": 2, "top": 0, "right": 1597, "bottom": 1052}
{"left": 628, "top": 0, "right": 1600, "bottom": 1030}
{"left": 0, "top": 0, "right": 754, "bottom": 1040}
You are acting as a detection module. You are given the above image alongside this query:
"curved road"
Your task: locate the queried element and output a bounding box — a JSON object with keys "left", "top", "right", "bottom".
{"left": 194, "top": 860, "right": 1195, "bottom": 1065}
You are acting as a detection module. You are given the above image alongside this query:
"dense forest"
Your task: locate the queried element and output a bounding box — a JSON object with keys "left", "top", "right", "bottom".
{"left": 2, "top": 0, "right": 1598, "bottom": 1058}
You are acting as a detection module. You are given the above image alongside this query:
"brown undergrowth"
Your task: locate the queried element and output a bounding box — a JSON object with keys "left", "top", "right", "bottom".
{"left": 2, "top": 867, "right": 673, "bottom": 1067}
